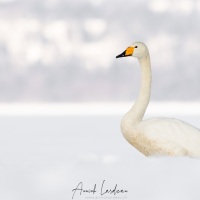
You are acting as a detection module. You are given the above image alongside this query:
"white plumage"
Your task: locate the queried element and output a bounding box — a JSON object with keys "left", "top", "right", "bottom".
{"left": 116, "top": 42, "right": 200, "bottom": 157}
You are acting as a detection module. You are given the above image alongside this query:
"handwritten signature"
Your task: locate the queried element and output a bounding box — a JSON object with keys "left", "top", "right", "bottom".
{"left": 72, "top": 180, "right": 128, "bottom": 199}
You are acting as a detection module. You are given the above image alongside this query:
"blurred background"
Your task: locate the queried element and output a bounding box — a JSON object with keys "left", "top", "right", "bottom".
{"left": 0, "top": 0, "right": 200, "bottom": 102}
{"left": 1, "top": 1, "right": 200, "bottom": 200}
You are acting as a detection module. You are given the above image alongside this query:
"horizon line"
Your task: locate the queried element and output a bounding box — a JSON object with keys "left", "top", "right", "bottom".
{"left": 0, "top": 102, "right": 199, "bottom": 116}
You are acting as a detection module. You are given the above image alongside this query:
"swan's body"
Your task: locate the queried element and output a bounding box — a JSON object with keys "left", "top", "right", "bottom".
{"left": 116, "top": 42, "right": 200, "bottom": 157}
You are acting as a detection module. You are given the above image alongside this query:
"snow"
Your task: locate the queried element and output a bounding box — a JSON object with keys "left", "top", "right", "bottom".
{"left": 0, "top": 103, "right": 200, "bottom": 200}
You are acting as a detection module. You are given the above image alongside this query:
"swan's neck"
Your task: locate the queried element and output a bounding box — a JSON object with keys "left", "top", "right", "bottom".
{"left": 127, "top": 54, "right": 151, "bottom": 123}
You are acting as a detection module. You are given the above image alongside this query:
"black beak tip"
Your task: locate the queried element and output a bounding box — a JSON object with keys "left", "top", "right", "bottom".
{"left": 116, "top": 54, "right": 125, "bottom": 59}
{"left": 116, "top": 50, "right": 126, "bottom": 59}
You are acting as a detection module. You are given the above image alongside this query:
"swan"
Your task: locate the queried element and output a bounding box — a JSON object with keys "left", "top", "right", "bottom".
{"left": 116, "top": 42, "right": 200, "bottom": 157}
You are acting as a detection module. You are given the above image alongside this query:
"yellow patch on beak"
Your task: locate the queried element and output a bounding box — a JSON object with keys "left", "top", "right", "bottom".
{"left": 125, "top": 47, "right": 134, "bottom": 56}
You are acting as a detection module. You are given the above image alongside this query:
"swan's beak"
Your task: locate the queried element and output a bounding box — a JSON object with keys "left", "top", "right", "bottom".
{"left": 116, "top": 47, "right": 134, "bottom": 58}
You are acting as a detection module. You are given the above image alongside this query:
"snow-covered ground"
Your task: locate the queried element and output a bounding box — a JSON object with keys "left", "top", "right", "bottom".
{"left": 0, "top": 103, "right": 200, "bottom": 200}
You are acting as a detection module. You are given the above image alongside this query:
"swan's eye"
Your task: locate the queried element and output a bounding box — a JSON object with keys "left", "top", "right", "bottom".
{"left": 135, "top": 46, "right": 138, "bottom": 48}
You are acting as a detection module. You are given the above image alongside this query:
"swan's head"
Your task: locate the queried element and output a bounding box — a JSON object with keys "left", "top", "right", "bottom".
{"left": 116, "top": 42, "right": 149, "bottom": 59}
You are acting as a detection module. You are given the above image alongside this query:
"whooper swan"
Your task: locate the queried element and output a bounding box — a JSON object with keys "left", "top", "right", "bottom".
{"left": 116, "top": 42, "right": 200, "bottom": 157}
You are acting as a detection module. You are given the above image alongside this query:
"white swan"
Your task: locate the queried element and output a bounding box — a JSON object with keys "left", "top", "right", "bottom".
{"left": 116, "top": 42, "right": 200, "bottom": 157}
